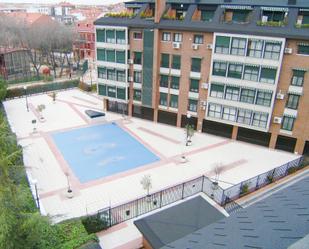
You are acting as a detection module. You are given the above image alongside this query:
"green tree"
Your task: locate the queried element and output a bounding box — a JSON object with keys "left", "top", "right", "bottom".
{"left": 0, "top": 77, "right": 7, "bottom": 101}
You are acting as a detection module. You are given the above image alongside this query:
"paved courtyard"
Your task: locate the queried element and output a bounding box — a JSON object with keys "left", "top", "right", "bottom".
{"left": 3, "top": 89, "right": 300, "bottom": 224}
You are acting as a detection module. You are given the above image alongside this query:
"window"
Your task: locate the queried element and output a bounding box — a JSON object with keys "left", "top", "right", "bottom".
{"left": 133, "top": 32, "right": 142, "bottom": 39}
{"left": 106, "top": 30, "right": 115, "bottom": 43}
{"left": 232, "top": 10, "right": 248, "bottom": 23}
{"left": 193, "top": 34, "right": 203, "bottom": 44}
{"left": 225, "top": 86, "right": 239, "bottom": 101}
{"left": 106, "top": 50, "right": 115, "bottom": 62}
{"left": 262, "top": 10, "right": 285, "bottom": 22}
{"left": 264, "top": 42, "right": 281, "bottom": 60}
{"left": 160, "top": 92, "right": 168, "bottom": 106}
{"left": 172, "top": 55, "right": 181, "bottom": 69}
{"left": 243, "top": 66, "right": 259, "bottom": 81}
{"left": 190, "top": 79, "right": 199, "bottom": 92}
{"left": 228, "top": 64, "right": 243, "bottom": 79}
{"left": 107, "top": 69, "right": 116, "bottom": 80}
{"left": 237, "top": 109, "right": 252, "bottom": 125}
{"left": 298, "top": 44, "right": 309, "bottom": 55}
{"left": 210, "top": 84, "right": 224, "bottom": 98}
{"left": 240, "top": 89, "right": 255, "bottom": 104}
{"left": 162, "top": 32, "right": 171, "bottom": 41}
{"left": 107, "top": 86, "right": 116, "bottom": 98}
{"left": 97, "top": 49, "right": 105, "bottom": 61}
{"left": 222, "top": 107, "right": 236, "bottom": 121}
{"left": 173, "top": 33, "right": 182, "bottom": 42}
{"left": 97, "top": 67, "right": 106, "bottom": 79}
{"left": 247, "top": 39, "right": 263, "bottom": 58}
{"left": 191, "top": 58, "right": 201, "bottom": 72}
{"left": 286, "top": 94, "right": 300, "bottom": 110}
{"left": 291, "top": 70, "right": 305, "bottom": 86}
{"left": 161, "top": 53, "right": 170, "bottom": 68}
{"left": 96, "top": 29, "right": 105, "bottom": 42}
{"left": 170, "top": 95, "right": 178, "bottom": 108}
{"left": 134, "top": 71, "right": 142, "bottom": 83}
{"left": 201, "top": 10, "right": 214, "bottom": 22}
{"left": 208, "top": 103, "right": 222, "bottom": 118}
{"left": 171, "top": 76, "right": 179, "bottom": 89}
{"left": 133, "top": 89, "right": 141, "bottom": 101}
{"left": 116, "top": 50, "right": 125, "bottom": 64}
{"left": 116, "top": 30, "right": 126, "bottom": 44}
{"left": 230, "top": 38, "right": 246, "bottom": 56}
{"left": 160, "top": 75, "right": 169, "bottom": 88}
{"left": 281, "top": 116, "right": 295, "bottom": 131}
{"left": 116, "top": 70, "right": 125, "bottom": 82}
{"left": 260, "top": 68, "right": 277, "bottom": 84}
{"left": 98, "top": 84, "right": 106, "bottom": 96}
{"left": 117, "top": 87, "right": 126, "bottom": 99}
{"left": 252, "top": 113, "right": 268, "bottom": 128}
{"left": 215, "top": 36, "right": 230, "bottom": 54}
{"left": 188, "top": 99, "right": 198, "bottom": 112}
{"left": 213, "top": 61, "right": 227, "bottom": 76}
{"left": 256, "top": 91, "right": 272, "bottom": 107}
{"left": 134, "top": 52, "right": 142, "bottom": 64}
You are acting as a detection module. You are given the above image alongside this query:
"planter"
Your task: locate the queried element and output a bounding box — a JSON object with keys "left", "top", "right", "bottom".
{"left": 180, "top": 155, "right": 187, "bottom": 163}
{"left": 187, "top": 140, "right": 192, "bottom": 146}
{"left": 66, "top": 189, "right": 74, "bottom": 198}
{"left": 146, "top": 195, "right": 152, "bottom": 202}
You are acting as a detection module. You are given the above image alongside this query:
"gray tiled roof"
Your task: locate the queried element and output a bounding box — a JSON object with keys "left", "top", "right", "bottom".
{"left": 163, "top": 175, "right": 309, "bottom": 249}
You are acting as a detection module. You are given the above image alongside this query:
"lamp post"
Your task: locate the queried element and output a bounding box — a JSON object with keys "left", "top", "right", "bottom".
{"left": 32, "top": 179, "right": 40, "bottom": 211}
{"left": 23, "top": 85, "right": 29, "bottom": 112}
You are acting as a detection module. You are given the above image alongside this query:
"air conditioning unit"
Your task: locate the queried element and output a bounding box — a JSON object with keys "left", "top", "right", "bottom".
{"left": 192, "top": 44, "right": 199, "bottom": 50}
{"left": 200, "top": 100, "right": 207, "bottom": 106}
{"left": 128, "top": 59, "right": 134, "bottom": 64}
{"left": 262, "top": 15, "right": 268, "bottom": 23}
{"left": 201, "top": 105, "right": 207, "bottom": 111}
{"left": 128, "top": 76, "right": 133, "bottom": 82}
{"left": 201, "top": 83, "right": 209, "bottom": 89}
{"left": 276, "top": 92, "right": 285, "bottom": 100}
{"left": 297, "top": 19, "right": 302, "bottom": 25}
{"left": 284, "top": 48, "right": 293, "bottom": 54}
{"left": 172, "top": 42, "right": 181, "bottom": 49}
{"left": 206, "top": 43, "right": 213, "bottom": 50}
{"left": 273, "top": 117, "right": 282, "bottom": 124}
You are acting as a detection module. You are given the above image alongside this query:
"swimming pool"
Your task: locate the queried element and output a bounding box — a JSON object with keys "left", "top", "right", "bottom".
{"left": 52, "top": 123, "right": 160, "bottom": 183}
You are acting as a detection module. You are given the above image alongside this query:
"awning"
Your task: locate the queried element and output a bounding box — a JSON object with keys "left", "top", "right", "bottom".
{"left": 297, "top": 42, "right": 309, "bottom": 46}
{"left": 228, "top": 62, "right": 243, "bottom": 66}
{"left": 283, "top": 114, "right": 297, "bottom": 118}
{"left": 261, "top": 65, "right": 277, "bottom": 70}
{"left": 221, "top": 5, "right": 253, "bottom": 10}
{"left": 261, "top": 7, "right": 289, "bottom": 12}
{"left": 244, "top": 63, "right": 260, "bottom": 68}
{"left": 299, "top": 9, "right": 309, "bottom": 12}
{"left": 292, "top": 68, "right": 307, "bottom": 72}
{"left": 258, "top": 89, "right": 273, "bottom": 94}
{"left": 265, "top": 40, "right": 282, "bottom": 44}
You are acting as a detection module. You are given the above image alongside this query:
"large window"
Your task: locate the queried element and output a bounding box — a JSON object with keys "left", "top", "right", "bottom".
{"left": 134, "top": 71, "right": 142, "bottom": 83}
{"left": 240, "top": 89, "right": 255, "bottom": 104}
{"left": 116, "top": 70, "right": 125, "bottom": 82}
{"left": 173, "top": 33, "right": 183, "bottom": 42}
{"left": 133, "top": 89, "right": 141, "bottom": 101}
{"left": 116, "top": 30, "right": 126, "bottom": 44}
{"left": 172, "top": 55, "right": 181, "bottom": 69}
{"left": 227, "top": 64, "right": 243, "bottom": 79}
{"left": 98, "top": 84, "right": 106, "bottom": 96}
{"left": 247, "top": 39, "right": 263, "bottom": 58}
{"left": 188, "top": 99, "right": 198, "bottom": 112}
{"left": 190, "top": 79, "right": 199, "bottom": 92}
{"left": 107, "top": 85, "right": 116, "bottom": 98}
{"left": 225, "top": 86, "right": 239, "bottom": 101}
{"left": 222, "top": 106, "right": 236, "bottom": 121}
{"left": 213, "top": 61, "right": 227, "bottom": 76}
{"left": 210, "top": 84, "right": 224, "bottom": 98}
{"left": 215, "top": 36, "right": 230, "bottom": 54}
{"left": 208, "top": 103, "right": 222, "bottom": 118}
{"left": 230, "top": 38, "right": 246, "bottom": 56}
{"left": 252, "top": 113, "right": 268, "bottom": 128}
{"left": 191, "top": 58, "right": 202, "bottom": 72}
{"left": 260, "top": 68, "right": 277, "bottom": 84}
{"left": 134, "top": 52, "right": 142, "bottom": 64}
{"left": 161, "top": 53, "right": 170, "bottom": 68}
{"left": 232, "top": 10, "right": 249, "bottom": 23}
{"left": 193, "top": 34, "right": 203, "bottom": 44}
{"left": 97, "top": 49, "right": 105, "bottom": 61}
{"left": 106, "top": 30, "right": 115, "bottom": 43}
{"left": 162, "top": 32, "right": 171, "bottom": 41}
{"left": 171, "top": 76, "right": 179, "bottom": 89}
{"left": 117, "top": 87, "right": 126, "bottom": 99}
{"left": 170, "top": 95, "right": 178, "bottom": 108}
{"left": 160, "top": 75, "right": 169, "bottom": 88}
{"left": 237, "top": 109, "right": 252, "bottom": 125}
{"left": 286, "top": 94, "right": 300, "bottom": 110}
{"left": 291, "top": 70, "right": 305, "bottom": 87}
{"left": 298, "top": 44, "right": 309, "bottom": 55}
{"left": 264, "top": 42, "right": 281, "bottom": 60}
{"left": 281, "top": 116, "right": 295, "bottom": 131}
{"left": 97, "top": 67, "right": 106, "bottom": 79}
{"left": 256, "top": 91, "right": 272, "bottom": 107}
{"left": 116, "top": 50, "right": 125, "bottom": 64}
{"left": 201, "top": 10, "right": 214, "bottom": 22}
{"left": 106, "top": 49, "right": 115, "bottom": 62}
{"left": 107, "top": 69, "right": 116, "bottom": 80}
{"left": 96, "top": 29, "right": 105, "bottom": 42}
{"left": 243, "top": 65, "right": 259, "bottom": 81}
{"left": 159, "top": 92, "right": 168, "bottom": 106}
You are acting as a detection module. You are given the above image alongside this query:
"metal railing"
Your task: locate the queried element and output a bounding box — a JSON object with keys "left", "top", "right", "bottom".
{"left": 95, "top": 156, "right": 304, "bottom": 228}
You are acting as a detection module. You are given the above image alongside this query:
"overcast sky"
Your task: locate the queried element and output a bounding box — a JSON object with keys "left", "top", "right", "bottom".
{"left": 0, "top": 0, "right": 125, "bottom": 5}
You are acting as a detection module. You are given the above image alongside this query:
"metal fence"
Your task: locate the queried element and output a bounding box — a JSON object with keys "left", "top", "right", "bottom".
{"left": 96, "top": 156, "right": 304, "bottom": 227}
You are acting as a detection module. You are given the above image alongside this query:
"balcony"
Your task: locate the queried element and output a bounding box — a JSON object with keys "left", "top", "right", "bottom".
{"left": 162, "top": 4, "right": 188, "bottom": 21}
{"left": 257, "top": 8, "right": 288, "bottom": 27}
{"left": 221, "top": 8, "right": 252, "bottom": 24}
{"left": 105, "top": 10, "right": 136, "bottom": 19}
{"left": 295, "top": 9, "right": 309, "bottom": 28}
{"left": 140, "top": 5, "right": 155, "bottom": 20}
{"left": 192, "top": 6, "right": 216, "bottom": 22}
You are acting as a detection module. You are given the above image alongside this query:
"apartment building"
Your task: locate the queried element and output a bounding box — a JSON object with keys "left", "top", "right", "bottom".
{"left": 94, "top": 0, "right": 309, "bottom": 155}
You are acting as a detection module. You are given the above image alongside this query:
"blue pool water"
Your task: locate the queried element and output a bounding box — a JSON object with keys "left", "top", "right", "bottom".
{"left": 52, "top": 123, "right": 159, "bottom": 183}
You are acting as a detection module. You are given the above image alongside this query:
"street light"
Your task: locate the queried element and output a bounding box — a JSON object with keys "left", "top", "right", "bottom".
{"left": 31, "top": 179, "right": 40, "bottom": 211}
{"left": 23, "top": 85, "right": 29, "bottom": 112}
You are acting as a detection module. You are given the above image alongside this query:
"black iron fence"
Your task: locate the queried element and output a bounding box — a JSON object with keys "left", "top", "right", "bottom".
{"left": 95, "top": 156, "right": 304, "bottom": 228}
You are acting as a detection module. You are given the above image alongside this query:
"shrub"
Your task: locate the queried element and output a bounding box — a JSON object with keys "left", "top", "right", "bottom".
{"left": 81, "top": 214, "right": 109, "bottom": 234}
{"left": 78, "top": 81, "right": 91, "bottom": 92}
{"left": 267, "top": 175, "right": 273, "bottom": 183}
{"left": 287, "top": 167, "right": 297, "bottom": 175}
{"left": 240, "top": 183, "right": 249, "bottom": 195}
{"left": 295, "top": 23, "right": 309, "bottom": 28}
{"left": 257, "top": 20, "right": 286, "bottom": 27}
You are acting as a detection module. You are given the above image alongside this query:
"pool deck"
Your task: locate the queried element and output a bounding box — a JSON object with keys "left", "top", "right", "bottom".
{"left": 3, "top": 89, "right": 301, "bottom": 248}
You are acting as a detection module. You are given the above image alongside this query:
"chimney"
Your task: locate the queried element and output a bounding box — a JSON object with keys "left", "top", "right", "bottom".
{"left": 155, "top": 0, "right": 166, "bottom": 23}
